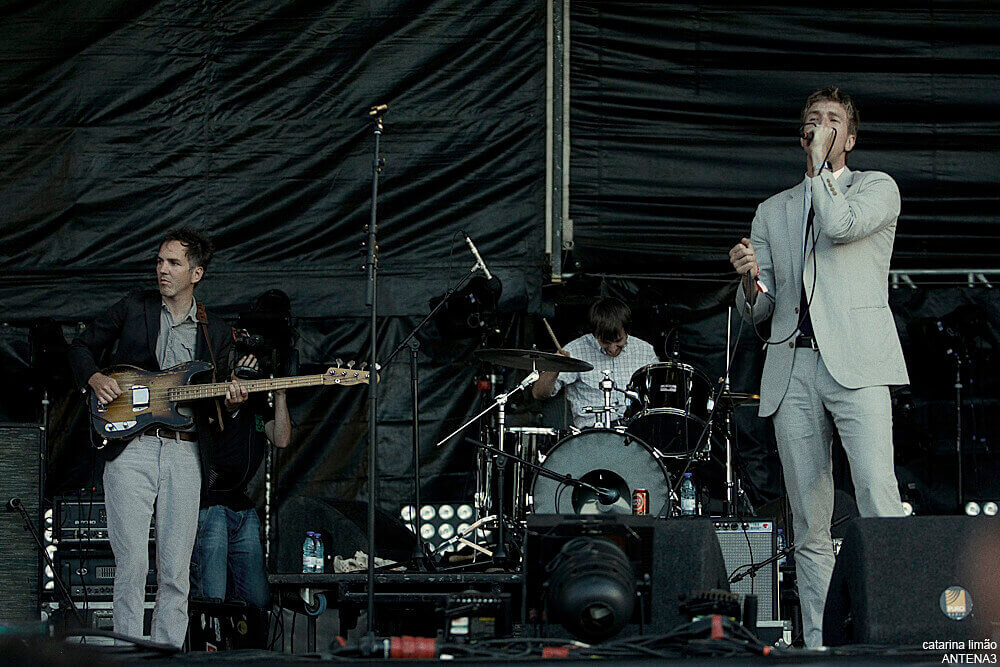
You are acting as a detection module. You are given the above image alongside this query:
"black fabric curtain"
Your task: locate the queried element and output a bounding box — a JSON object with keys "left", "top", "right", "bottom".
{"left": 3, "top": 1, "right": 1000, "bottom": 560}
{"left": 0, "top": 0, "right": 547, "bottom": 534}
{"left": 569, "top": 2, "right": 1000, "bottom": 273}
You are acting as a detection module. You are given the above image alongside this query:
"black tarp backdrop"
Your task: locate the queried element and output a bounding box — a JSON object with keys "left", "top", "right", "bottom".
{"left": 569, "top": 2, "right": 1000, "bottom": 273}
{"left": 2, "top": 1, "right": 1000, "bottom": 561}
{"left": 0, "top": 0, "right": 547, "bottom": 545}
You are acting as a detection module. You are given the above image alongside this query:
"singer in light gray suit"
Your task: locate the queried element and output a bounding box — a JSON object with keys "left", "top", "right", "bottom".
{"left": 729, "top": 87, "right": 907, "bottom": 648}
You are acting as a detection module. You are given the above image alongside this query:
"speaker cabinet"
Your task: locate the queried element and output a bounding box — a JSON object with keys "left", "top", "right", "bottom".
{"left": 0, "top": 423, "right": 44, "bottom": 623}
{"left": 824, "top": 516, "right": 1000, "bottom": 645}
{"left": 714, "top": 518, "right": 777, "bottom": 623}
{"left": 525, "top": 515, "right": 729, "bottom": 639}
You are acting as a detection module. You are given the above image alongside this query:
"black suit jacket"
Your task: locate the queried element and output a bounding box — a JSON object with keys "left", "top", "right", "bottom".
{"left": 68, "top": 289, "right": 233, "bottom": 470}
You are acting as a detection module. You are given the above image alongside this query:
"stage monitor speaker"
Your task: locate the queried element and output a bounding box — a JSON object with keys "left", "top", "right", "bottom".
{"left": 714, "top": 518, "right": 777, "bottom": 623}
{"left": 525, "top": 515, "right": 729, "bottom": 640}
{"left": 0, "top": 423, "right": 44, "bottom": 625}
{"left": 823, "top": 516, "right": 1000, "bottom": 646}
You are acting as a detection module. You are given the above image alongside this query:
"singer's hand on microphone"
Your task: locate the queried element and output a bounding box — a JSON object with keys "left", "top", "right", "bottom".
{"left": 806, "top": 124, "right": 836, "bottom": 165}
{"left": 729, "top": 238, "right": 757, "bottom": 277}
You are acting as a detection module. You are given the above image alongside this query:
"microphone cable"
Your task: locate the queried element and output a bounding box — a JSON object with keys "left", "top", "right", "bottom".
{"left": 744, "top": 126, "right": 835, "bottom": 346}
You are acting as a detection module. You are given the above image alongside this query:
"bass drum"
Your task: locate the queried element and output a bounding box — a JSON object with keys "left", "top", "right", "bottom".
{"left": 530, "top": 429, "right": 672, "bottom": 516}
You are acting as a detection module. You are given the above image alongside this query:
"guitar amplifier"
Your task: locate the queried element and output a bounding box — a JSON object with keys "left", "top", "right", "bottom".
{"left": 0, "top": 424, "right": 44, "bottom": 624}
{"left": 714, "top": 518, "right": 778, "bottom": 623}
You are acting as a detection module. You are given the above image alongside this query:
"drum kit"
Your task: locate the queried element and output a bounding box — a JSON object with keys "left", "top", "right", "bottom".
{"left": 432, "top": 343, "right": 759, "bottom": 564}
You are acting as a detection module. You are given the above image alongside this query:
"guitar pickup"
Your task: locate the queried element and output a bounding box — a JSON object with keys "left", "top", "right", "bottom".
{"left": 104, "top": 420, "right": 137, "bottom": 433}
{"left": 131, "top": 386, "right": 150, "bottom": 412}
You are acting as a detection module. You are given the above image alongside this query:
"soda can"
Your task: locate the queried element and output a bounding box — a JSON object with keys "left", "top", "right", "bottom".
{"left": 632, "top": 488, "right": 649, "bottom": 515}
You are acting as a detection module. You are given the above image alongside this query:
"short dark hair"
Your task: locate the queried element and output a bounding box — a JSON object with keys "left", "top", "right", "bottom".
{"left": 589, "top": 297, "right": 631, "bottom": 342}
{"left": 801, "top": 86, "right": 859, "bottom": 136}
{"left": 162, "top": 227, "right": 214, "bottom": 272}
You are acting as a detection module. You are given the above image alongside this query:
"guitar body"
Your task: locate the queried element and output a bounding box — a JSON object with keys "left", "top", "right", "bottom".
{"left": 90, "top": 361, "right": 215, "bottom": 441}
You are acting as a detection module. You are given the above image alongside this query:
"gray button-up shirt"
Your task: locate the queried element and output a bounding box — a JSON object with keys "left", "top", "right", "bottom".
{"left": 156, "top": 297, "right": 198, "bottom": 427}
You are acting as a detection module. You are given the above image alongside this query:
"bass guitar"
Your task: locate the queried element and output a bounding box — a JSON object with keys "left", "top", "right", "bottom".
{"left": 89, "top": 360, "right": 371, "bottom": 440}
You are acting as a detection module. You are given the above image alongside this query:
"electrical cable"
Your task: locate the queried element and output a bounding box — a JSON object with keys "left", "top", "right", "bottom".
{"left": 745, "top": 126, "right": 836, "bottom": 347}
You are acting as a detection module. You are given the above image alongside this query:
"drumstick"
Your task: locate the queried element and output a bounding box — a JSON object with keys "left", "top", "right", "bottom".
{"left": 542, "top": 317, "right": 563, "bottom": 353}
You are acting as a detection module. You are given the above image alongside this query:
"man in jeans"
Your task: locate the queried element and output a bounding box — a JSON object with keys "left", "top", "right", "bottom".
{"left": 189, "top": 354, "right": 290, "bottom": 643}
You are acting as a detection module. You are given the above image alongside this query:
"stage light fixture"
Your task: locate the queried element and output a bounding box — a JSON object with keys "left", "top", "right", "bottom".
{"left": 965, "top": 502, "right": 981, "bottom": 516}
{"left": 544, "top": 537, "right": 636, "bottom": 642}
{"left": 983, "top": 501, "right": 998, "bottom": 517}
{"left": 401, "top": 502, "right": 483, "bottom": 553}
{"left": 901, "top": 501, "right": 914, "bottom": 517}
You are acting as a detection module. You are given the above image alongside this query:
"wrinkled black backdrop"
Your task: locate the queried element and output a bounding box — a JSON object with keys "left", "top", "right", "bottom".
{"left": 1, "top": 1, "right": 999, "bottom": 561}
{"left": 569, "top": 2, "right": 1000, "bottom": 272}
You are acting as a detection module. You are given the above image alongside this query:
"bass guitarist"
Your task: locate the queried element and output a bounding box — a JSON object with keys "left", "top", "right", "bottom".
{"left": 68, "top": 227, "right": 248, "bottom": 647}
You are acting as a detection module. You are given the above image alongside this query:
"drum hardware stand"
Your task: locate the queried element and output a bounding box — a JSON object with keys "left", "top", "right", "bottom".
{"left": 669, "top": 307, "right": 746, "bottom": 517}
{"left": 462, "top": 436, "right": 622, "bottom": 513}
{"left": 378, "top": 242, "right": 493, "bottom": 571}
{"left": 723, "top": 306, "right": 737, "bottom": 517}
{"left": 583, "top": 371, "right": 617, "bottom": 428}
{"left": 434, "top": 370, "right": 540, "bottom": 565}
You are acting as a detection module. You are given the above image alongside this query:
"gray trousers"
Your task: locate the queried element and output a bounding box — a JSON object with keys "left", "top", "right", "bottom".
{"left": 103, "top": 433, "right": 201, "bottom": 648}
{"left": 772, "top": 348, "right": 902, "bottom": 648}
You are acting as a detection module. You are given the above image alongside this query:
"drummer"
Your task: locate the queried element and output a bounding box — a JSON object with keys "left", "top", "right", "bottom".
{"left": 532, "top": 297, "right": 659, "bottom": 428}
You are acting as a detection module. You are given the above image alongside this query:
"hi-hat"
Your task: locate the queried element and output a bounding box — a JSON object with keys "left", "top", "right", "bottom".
{"left": 475, "top": 348, "right": 594, "bottom": 373}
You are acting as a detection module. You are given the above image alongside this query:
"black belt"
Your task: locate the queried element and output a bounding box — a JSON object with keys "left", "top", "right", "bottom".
{"left": 148, "top": 427, "right": 197, "bottom": 442}
{"left": 794, "top": 335, "right": 819, "bottom": 350}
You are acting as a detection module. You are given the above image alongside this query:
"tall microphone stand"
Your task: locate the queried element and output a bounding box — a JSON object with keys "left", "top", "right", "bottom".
{"left": 363, "top": 104, "right": 386, "bottom": 643}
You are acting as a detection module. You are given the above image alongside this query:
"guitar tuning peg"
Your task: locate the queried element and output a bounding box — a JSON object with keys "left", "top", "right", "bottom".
{"left": 347, "top": 360, "right": 356, "bottom": 369}
{"left": 335, "top": 358, "right": 344, "bottom": 368}
{"left": 359, "top": 362, "right": 368, "bottom": 371}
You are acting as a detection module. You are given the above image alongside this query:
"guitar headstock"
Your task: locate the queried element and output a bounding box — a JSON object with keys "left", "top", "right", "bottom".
{"left": 322, "top": 364, "right": 373, "bottom": 386}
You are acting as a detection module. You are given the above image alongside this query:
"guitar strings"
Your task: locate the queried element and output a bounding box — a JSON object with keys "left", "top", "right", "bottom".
{"left": 96, "top": 373, "right": 369, "bottom": 406}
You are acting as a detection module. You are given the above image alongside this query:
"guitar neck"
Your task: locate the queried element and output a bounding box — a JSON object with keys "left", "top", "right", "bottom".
{"left": 167, "top": 374, "right": 333, "bottom": 402}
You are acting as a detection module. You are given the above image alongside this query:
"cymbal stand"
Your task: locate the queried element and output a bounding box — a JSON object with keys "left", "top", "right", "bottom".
{"left": 723, "top": 306, "right": 736, "bottom": 516}
{"left": 673, "top": 307, "right": 747, "bottom": 516}
{"left": 434, "top": 368, "right": 540, "bottom": 565}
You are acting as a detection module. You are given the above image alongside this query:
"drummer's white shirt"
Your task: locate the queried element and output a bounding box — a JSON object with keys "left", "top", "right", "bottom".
{"left": 549, "top": 333, "right": 660, "bottom": 428}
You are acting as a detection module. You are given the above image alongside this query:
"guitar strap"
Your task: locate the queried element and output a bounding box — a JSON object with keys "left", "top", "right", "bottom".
{"left": 196, "top": 301, "right": 226, "bottom": 430}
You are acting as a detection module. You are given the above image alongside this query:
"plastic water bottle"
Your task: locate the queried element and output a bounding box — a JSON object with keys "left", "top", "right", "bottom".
{"left": 777, "top": 528, "right": 787, "bottom": 567}
{"left": 680, "top": 473, "right": 696, "bottom": 515}
{"left": 302, "top": 531, "right": 316, "bottom": 573}
{"left": 313, "top": 530, "right": 325, "bottom": 573}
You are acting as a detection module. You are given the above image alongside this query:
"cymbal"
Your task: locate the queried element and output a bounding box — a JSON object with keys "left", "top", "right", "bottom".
{"left": 475, "top": 348, "right": 594, "bottom": 373}
{"left": 719, "top": 391, "right": 760, "bottom": 405}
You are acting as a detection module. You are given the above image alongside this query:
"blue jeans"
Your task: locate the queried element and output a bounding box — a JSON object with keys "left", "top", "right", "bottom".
{"left": 189, "top": 505, "right": 270, "bottom": 610}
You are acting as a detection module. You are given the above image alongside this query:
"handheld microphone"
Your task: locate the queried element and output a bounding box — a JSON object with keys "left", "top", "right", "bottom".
{"left": 800, "top": 123, "right": 817, "bottom": 143}
{"left": 462, "top": 232, "right": 493, "bottom": 280}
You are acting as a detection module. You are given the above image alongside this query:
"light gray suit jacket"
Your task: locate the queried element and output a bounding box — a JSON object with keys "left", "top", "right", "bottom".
{"left": 736, "top": 167, "right": 909, "bottom": 417}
